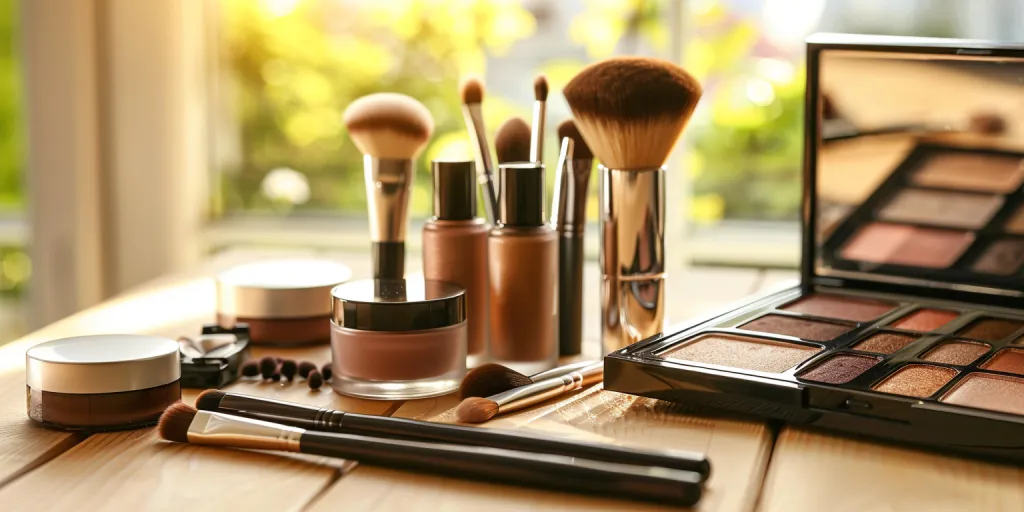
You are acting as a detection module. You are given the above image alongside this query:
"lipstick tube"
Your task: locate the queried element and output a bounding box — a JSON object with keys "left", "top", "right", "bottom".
{"left": 599, "top": 166, "right": 665, "bottom": 353}
{"left": 364, "top": 156, "right": 413, "bottom": 279}
{"left": 551, "top": 138, "right": 594, "bottom": 356}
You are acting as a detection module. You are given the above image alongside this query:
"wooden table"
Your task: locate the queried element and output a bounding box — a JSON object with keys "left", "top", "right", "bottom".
{"left": 1, "top": 252, "right": 1021, "bottom": 511}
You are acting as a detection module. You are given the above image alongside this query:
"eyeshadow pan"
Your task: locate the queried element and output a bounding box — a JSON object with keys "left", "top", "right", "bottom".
{"left": 779, "top": 293, "right": 897, "bottom": 322}
{"left": 661, "top": 333, "right": 820, "bottom": 373}
{"left": 873, "top": 364, "right": 957, "bottom": 398}
{"left": 798, "top": 353, "right": 880, "bottom": 384}
{"left": 921, "top": 340, "right": 990, "bottom": 366}
{"left": 1005, "top": 205, "right": 1024, "bottom": 235}
{"left": 958, "top": 318, "right": 1024, "bottom": 341}
{"left": 972, "top": 239, "right": 1024, "bottom": 276}
{"left": 891, "top": 309, "right": 959, "bottom": 331}
{"left": 841, "top": 223, "right": 973, "bottom": 269}
{"left": 876, "top": 189, "right": 1002, "bottom": 230}
{"left": 980, "top": 348, "right": 1024, "bottom": 375}
{"left": 739, "top": 314, "right": 853, "bottom": 342}
{"left": 912, "top": 153, "right": 1024, "bottom": 194}
{"left": 941, "top": 373, "right": 1024, "bottom": 416}
{"left": 852, "top": 332, "right": 918, "bottom": 354}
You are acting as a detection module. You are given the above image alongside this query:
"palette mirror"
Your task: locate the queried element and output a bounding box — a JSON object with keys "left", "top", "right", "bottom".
{"left": 814, "top": 49, "right": 1024, "bottom": 295}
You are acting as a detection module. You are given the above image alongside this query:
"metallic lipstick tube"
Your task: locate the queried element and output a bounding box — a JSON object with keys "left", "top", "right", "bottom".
{"left": 364, "top": 156, "right": 413, "bottom": 279}
{"left": 551, "top": 138, "right": 594, "bottom": 356}
{"left": 599, "top": 166, "right": 665, "bottom": 353}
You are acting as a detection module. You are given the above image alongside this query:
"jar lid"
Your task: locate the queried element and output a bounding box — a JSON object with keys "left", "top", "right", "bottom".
{"left": 331, "top": 278, "right": 465, "bottom": 331}
{"left": 25, "top": 334, "right": 181, "bottom": 394}
{"left": 217, "top": 259, "right": 353, "bottom": 319}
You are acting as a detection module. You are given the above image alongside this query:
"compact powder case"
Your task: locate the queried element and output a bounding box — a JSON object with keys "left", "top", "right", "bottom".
{"left": 606, "top": 35, "right": 1024, "bottom": 465}
{"left": 216, "top": 259, "right": 353, "bottom": 346}
{"left": 26, "top": 334, "right": 182, "bottom": 431}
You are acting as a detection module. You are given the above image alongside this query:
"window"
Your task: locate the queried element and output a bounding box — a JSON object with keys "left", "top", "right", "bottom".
{"left": 0, "top": 0, "right": 28, "bottom": 341}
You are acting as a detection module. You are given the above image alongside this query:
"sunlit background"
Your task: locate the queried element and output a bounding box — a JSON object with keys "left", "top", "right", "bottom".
{"left": 1, "top": 0, "right": 1022, "bottom": 342}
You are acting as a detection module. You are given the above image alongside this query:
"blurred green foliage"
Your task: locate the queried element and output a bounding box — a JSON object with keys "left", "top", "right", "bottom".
{"left": 0, "top": 0, "right": 22, "bottom": 211}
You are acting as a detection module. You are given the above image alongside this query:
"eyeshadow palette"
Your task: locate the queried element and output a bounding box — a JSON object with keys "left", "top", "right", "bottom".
{"left": 605, "top": 35, "right": 1024, "bottom": 465}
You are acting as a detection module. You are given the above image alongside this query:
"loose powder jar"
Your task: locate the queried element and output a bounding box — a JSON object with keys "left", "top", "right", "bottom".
{"left": 330, "top": 278, "right": 467, "bottom": 399}
{"left": 26, "top": 334, "right": 181, "bottom": 431}
{"left": 216, "top": 259, "right": 353, "bottom": 346}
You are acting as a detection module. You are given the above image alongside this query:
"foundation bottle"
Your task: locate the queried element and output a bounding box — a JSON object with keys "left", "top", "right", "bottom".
{"left": 489, "top": 162, "right": 558, "bottom": 374}
{"left": 422, "top": 160, "right": 490, "bottom": 367}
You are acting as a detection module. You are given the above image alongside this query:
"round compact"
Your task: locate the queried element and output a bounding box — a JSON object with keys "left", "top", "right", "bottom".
{"left": 26, "top": 334, "right": 181, "bottom": 431}
{"left": 216, "top": 259, "right": 353, "bottom": 346}
{"left": 330, "top": 278, "right": 467, "bottom": 399}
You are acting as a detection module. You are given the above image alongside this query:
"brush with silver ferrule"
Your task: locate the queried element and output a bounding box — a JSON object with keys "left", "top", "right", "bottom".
{"left": 563, "top": 57, "right": 702, "bottom": 354}
{"left": 158, "top": 402, "right": 703, "bottom": 506}
{"left": 530, "top": 74, "right": 548, "bottom": 162}
{"left": 460, "top": 76, "right": 500, "bottom": 224}
{"left": 456, "top": 362, "right": 603, "bottom": 424}
{"left": 343, "top": 93, "right": 434, "bottom": 279}
{"left": 196, "top": 390, "right": 710, "bottom": 478}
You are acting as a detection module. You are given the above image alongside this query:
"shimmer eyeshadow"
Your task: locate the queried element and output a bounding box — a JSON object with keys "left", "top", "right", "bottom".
{"left": 876, "top": 189, "right": 1002, "bottom": 229}
{"left": 873, "top": 364, "right": 958, "bottom": 398}
{"left": 941, "top": 373, "right": 1024, "bottom": 415}
{"left": 921, "top": 341, "right": 990, "bottom": 366}
{"left": 780, "top": 294, "right": 896, "bottom": 322}
{"left": 891, "top": 309, "right": 959, "bottom": 331}
{"left": 852, "top": 332, "right": 918, "bottom": 354}
{"left": 739, "top": 314, "right": 853, "bottom": 342}
{"left": 912, "top": 153, "right": 1024, "bottom": 194}
{"left": 661, "top": 333, "right": 820, "bottom": 374}
{"left": 798, "top": 353, "right": 880, "bottom": 384}
{"left": 972, "top": 239, "right": 1024, "bottom": 276}
{"left": 980, "top": 348, "right": 1024, "bottom": 375}
{"left": 841, "top": 223, "right": 973, "bottom": 269}
{"left": 958, "top": 318, "right": 1024, "bottom": 342}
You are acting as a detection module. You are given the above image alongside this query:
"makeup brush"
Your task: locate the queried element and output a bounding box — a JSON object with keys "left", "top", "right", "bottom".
{"left": 456, "top": 362, "right": 603, "bottom": 424}
{"left": 495, "top": 117, "right": 532, "bottom": 165}
{"left": 459, "top": 360, "right": 600, "bottom": 399}
{"left": 160, "top": 403, "right": 703, "bottom": 506}
{"left": 196, "top": 390, "right": 710, "bottom": 477}
{"left": 530, "top": 74, "right": 548, "bottom": 162}
{"left": 563, "top": 57, "right": 702, "bottom": 353}
{"left": 460, "top": 76, "right": 500, "bottom": 224}
{"left": 343, "top": 93, "right": 434, "bottom": 279}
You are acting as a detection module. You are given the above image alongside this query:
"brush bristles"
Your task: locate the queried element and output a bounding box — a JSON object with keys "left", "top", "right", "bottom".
{"left": 458, "top": 363, "right": 533, "bottom": 399}
{"left": 495, "top": 117, "right": 532, "bottom": 164}
{"left": 533, "top": 74, "right": 548, "bottom": 101}
{"left": 157, "top": 402, "right": 197, "bottom": 443}
{"left": 460, "top": 76, "right": 484, "bottom": 105}
{"left": 556, "top": 119, "right": 593, "bottom": 160}
{"left": 195, "top": 389, "right": 226, "bottom": 412}
{"left": 455, "top": 397, "right": 500, "bottom": 424}
{"left": 343, "top": 93, "right": 434, "bottom": 160}
{"left": 563, "top": 57, "right": 702, "bottom": 170}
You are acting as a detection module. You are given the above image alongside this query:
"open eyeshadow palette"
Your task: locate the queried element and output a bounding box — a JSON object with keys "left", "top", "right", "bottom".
{"left": 605, "top": 34, "right": 1024, "bottom": 464}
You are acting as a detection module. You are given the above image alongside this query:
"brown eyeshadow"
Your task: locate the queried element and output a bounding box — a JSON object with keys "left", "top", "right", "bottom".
{"left": 891, "top": 309, "right": 959, "bottom": 332}
{"left": 798, "top": 353, "right": 880, "bottom": 384}
{"left": 980, "top": 348, "right": 1024, "bottom": 375}
{"left": 780, "top": 294, "right": 897, "bottom": 322}
{"left": 661, "top": 333, "right": 820, "bottom": 374}
{"left": 872, "top": 364, "right": 958, "bottom": 398}
{"left": 921, "top": 341, "right": 990, "bottom": 366}
{"left": 972, "top": 239, "right": 1024, "bottom": 276}
{"left": 739, "top": 314, "right": 853, "bottom": 342}
{"left": 852, "top": 332, "right": 918, "bottom": 354}
{"left": 941, "top": 373, "right": 1024, "bottom": 415}
{"left": 958, "top": 318, "right": 1024, "bottom": 341}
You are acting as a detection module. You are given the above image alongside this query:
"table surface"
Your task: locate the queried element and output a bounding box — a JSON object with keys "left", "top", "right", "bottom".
{"left": 1, "top": 251, "right": 1022, "bottom": 512}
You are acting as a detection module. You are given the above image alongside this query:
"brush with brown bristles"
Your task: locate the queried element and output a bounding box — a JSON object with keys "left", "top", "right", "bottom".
{"left": 455, "top": 362, "right": 604, "bottom": 424}
{"left": 495, "top": 116, "right": 532, "bottom": 164}
{"left": 343, "top": 93, "right": 434, "bottom": 279}
{"left": 157, "top": 402, "right": 704, "bottom": 506}
{"left": 530, "top": 74, "right": 549, "bottom": 162}
{"left": 562, "top": 57, "right": 702, "bottom": 353}
{"left": 459, "top": 76, "right": 500, "bottom": 224}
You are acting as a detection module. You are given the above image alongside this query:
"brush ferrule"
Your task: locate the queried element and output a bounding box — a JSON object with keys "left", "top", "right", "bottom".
{"left": 598, "top": 165, "right": 665, "bottom": 352}
{"left": 461, "top": 104, "right": 499, "bottom": 223}
{"left": 490, "top": 362, "right": 603, "bottom": 413}
{"left": 530, "top": 101, "right": 545, "bottom": 162}
{"left": 216, "top": 393, "right": 347, "bottom": 430}
{"left": 187, "top": 410, "right": 303, "bottom": 452}
{"left": 552, "top": 138, "right": 594, "bottom": 232}
{"left": 364, "top": 156, "right": 413, "bottom": 242}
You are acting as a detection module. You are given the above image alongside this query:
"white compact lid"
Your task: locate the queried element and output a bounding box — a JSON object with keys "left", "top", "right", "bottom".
{"left": 216, "top": 259, "right": 353, "bottom": 319}
{"left": 25, "top": 334, "right": 181, "bottom": 394}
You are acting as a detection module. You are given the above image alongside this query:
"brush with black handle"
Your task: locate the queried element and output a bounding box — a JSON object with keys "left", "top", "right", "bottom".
{"left": 197, "top": 390, "right": 710, "bottom": 479}
{"left": 160, "top": 402, "right": 703, "bottom": 506}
